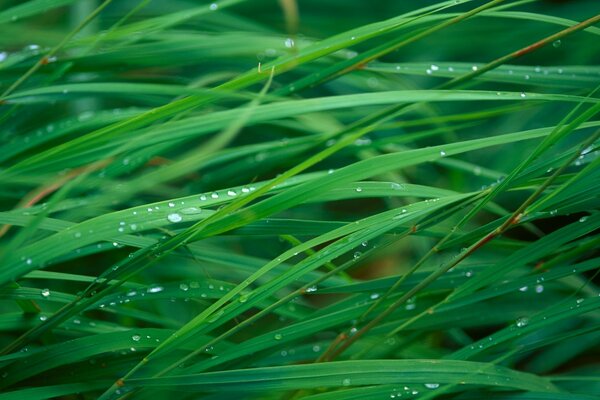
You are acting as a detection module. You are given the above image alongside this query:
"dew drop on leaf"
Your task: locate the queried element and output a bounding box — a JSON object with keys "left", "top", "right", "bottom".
{"left": 516, "top": 316, "right": 529, "bottom": 328}
{"left": 167, "top": 213, "right": 182, "bottom": 223}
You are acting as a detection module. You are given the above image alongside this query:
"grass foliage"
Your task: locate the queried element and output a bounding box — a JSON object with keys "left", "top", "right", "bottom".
{"left": 0, "top": 0, "right": 599, "bottom": 399}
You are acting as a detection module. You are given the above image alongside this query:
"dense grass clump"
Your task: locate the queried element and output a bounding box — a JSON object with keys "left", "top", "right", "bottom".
{"left": 0, "top": 0, "right": 599, "bottom": 399}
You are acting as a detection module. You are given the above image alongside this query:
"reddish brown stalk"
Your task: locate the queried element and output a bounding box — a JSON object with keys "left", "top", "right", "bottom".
{"left": 0, "top": 158, "right": 112, "bottom": 238}
{"left": 441, "top": 13, "right": 600, "bottom": 89}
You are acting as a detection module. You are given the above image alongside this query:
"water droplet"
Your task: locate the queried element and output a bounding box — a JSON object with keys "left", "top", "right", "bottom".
{"left": 39, "top": 315, "right": 47, "bottom": 321}
{"left": 227, "top": 190, "right": 237, "bottom": 197}
{"left": 238, "top": 294, "right": 248, "bottom": 303}
{"left": 353, "top": 251, "right": 362, "bottom": 260}
{"left": 312, "top": 345, "right": 321, "bottom": 352}
{"left": 284, "top": 38, "right": 295, "bottom": 48}
{"left": 147, "top": 286, "right": 164, "bottom": 293}
{"left": 430, "top": 64, "right": 439, "bottom": 71}
{"left": 471, "top": 65, "right": 478, "bottom": 71}
{"left": 520, "top": 92, "right": 526, "bottom": 98}
{"left": 524, "top": 74, "right": 530, "bottom": 80}
{"left": 440, "top": 150, "right": 446, "bottom": 156}
{"left": 355, "top": 187, "right": 362, "bottom": 192}
{"left": 132, "top": 334, "right": 141, "bottom": 342}
{"left": 211, "top": 192, "right": 219, "bottom": 199}
{"left": 180, "top": 207, "right": 201, "bottom": 215}
{"left": 274, "top": 333, "right": 283, "bottom": 340}
{"left": 180, "top": 283, "right": 189, "bottom": 291}
{"left": 519, "top": 286, "right": 528, "bottom": 292}
{"left": 25, "top": 258, "right": 32, "bottom": 265}
{"left": 426, "top": 69, "right": 432, "bottom": 75}
{"left": 424, "top": 383, "right": 439, "bottom": 389}
{"left": 552, "top": 39, "right": 561, "bottom": 48}
{"left": 306, "top": 286, "right": 318, "bottom": 293}
{"left": 168, "top": 202, "right": 175, "bottom": 208}
{"left": 209, "top": 3, "right": 218, "bottom": 10}
{"left": 167, "top": 213, "right": 182, "bottom": 223}
{"left": 342, "top": 378, "right": 351, "bottom": 386}
{"left": 576, "top": 298, "right": 584, "bottom": 304}
{"left": 535, "top": 284, "right": 544, "bottom": 293}
{"left": 370, "top": 293, "right": 380, "bottom": 300}
{"left": 579, "top": 216, "right": 588, "bottom": 223}
{"left": 516, "top": 316, "right": 529, "bottom": 327}
{"left": 41, "top": 288, "right": 50, "bottom": 298}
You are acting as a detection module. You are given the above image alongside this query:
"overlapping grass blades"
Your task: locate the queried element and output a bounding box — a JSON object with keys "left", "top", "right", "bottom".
{"left": 0, "top": 0, "right": 598, "bottom": 399}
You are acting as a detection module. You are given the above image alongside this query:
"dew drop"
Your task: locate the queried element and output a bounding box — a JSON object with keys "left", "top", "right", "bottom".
{"left": 535, "top": 284, "right": 544, "bottom": 293}
{"left": 274, "top": 333, "right": 283, "bottom": 340}
{"left": 353, "top": 251, "right": 362, "bottom": 260}
{"left": 147, "top": 286, "right": 164, "bottom": 294}
{"left": 516, "top": 316, "right": 529, "bottom": 328}
{"left": 519, "top": 286, "right": 528, "bottom": 292}
{"left": 440, "top": 150, "right": 446, "bottom": 156}
{"left": 520, "top": 92, "right": 526, "bottom": 98}
{"left": 227, "top": 190, "right": 237, "bottom": 197}
{"left": 430, "top": 64, "right": 439, "bottom": 71}
{"left": 167, "top": 213, "right": 182, "bottom": 223}
{"left": 209, "top": 3, "right": 218, "bottom": 10}
{"left": 284, "top": 38, "right": 295, "bottom": 48}
{"left": 180, "top": 207, "right": 201, "bottom": 215}
{"left": 552, "top": 39, "right": 561, "bottom": 48}
{"left": 424, "top": 383, "right": 439, "bottom": 389}
{"left": 180, "top": 283, "right": 189, "bottom": 291}
{"left": 355, "top": 187, "right": 362, "bottom": 193}
{"left": 41, "top": 288, "right": 50, "bottom": 298}
{"left": 132, "top": 334, "right": 141, "bottom": 342}
{"left": 211, "top": 192, "right": 219, "bottom": 199}
{"left": 342, "top": 378, "right": 351, "bottom": 386}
